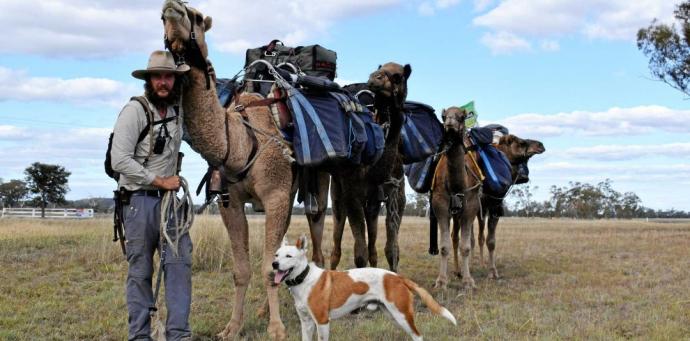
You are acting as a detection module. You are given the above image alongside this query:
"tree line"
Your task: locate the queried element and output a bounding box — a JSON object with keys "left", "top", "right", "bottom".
{"left": 506, "top": 180, "right": 689, "bottom": 219}
{"left": 0, "top": 162, "right": 71, "bottom": 218}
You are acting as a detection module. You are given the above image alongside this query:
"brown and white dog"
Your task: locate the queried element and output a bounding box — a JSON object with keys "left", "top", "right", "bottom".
{"left": 272, "top": 235, "right": 457, "bottom": 340}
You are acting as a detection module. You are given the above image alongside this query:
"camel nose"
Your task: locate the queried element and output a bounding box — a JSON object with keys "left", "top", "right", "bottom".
{"left": 163, "top": 7, "right": 182, "bottom": 20}
{"left": 272, "top": 261, "right": 279, "bottom": 270}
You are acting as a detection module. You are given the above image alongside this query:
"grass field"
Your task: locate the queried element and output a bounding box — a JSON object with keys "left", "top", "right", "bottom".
{"left": 1, "top": 215, "right": 689, "bottom": 340}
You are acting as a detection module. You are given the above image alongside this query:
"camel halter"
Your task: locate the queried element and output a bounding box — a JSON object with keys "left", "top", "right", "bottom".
{"left": 162, "top": 1, "right": 212, "bottom": 90}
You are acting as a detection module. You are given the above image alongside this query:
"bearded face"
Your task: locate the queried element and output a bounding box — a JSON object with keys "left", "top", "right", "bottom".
{"left": 144, "top": 73, "right": 182, "bottom": 108}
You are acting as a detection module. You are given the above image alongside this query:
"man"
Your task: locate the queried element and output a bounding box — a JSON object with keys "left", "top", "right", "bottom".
{"left": 111, "top": 50, "right": 192, "bottom": 341}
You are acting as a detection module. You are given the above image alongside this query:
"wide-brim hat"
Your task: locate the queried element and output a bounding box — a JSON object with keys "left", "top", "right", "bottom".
{"left": 132, "top": 50, "right": 190, "bottom": 80}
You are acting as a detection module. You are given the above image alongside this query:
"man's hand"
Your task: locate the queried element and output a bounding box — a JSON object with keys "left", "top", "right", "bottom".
{"left": 152, "top": 176, "right": 181, "bottom": 190}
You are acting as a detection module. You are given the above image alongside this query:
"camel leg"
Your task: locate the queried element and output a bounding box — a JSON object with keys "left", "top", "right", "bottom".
{"left": 477, "top": 209, "right": 486, "bottom": 265}
{"left": 329, "top": 179, "right": 346, "bottom": 270}
{"left": 433, "top": 202, "right": 451, "bottom": 289}
{"left": 217, "top": 201, "right": 250, "bottom": 340}
{"left": 262, "top": 193, "right": 290, "bottom": 341}
{"left": 384, "top": 184, "right": 405, "bottom": 272}
{"left": 364, "top": 188, "right": 381, "bottom": 268}
{"left": 451, "top": 215, "right": 461, "bottom": 278}
{"left": 487, "top": 214, "right": 500, "bottom": 279}
{"left": 347, "top": 197, "right": 369, "bottom": 268}
{"left": 460, "top": 207, "right": 477, "bottom": 290}
{"left": 307, "top": 172, "right": 329, "bottom": 267}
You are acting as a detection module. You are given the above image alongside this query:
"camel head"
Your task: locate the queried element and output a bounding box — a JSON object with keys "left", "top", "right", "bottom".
{"left": 367, "top": 62, "right": 412, "bottom": 103}
{"left": 441, "top": 106, "right": 468, "bottom": 137}
{"left": 497, "top": 134, "right": 545, "bottom": 184}
{"left": 497, "top": 135, "right": 545, "bottom": 163}
{"left": 161, "top": 0, "right": 212, "bottom": 62}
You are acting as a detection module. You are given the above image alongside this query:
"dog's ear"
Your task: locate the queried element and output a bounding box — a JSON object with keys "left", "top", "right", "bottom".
{"left": 281, "top": 235, "right": 289, "bottom": 248}
{"left": 295, "top": 234, "right": 309, "bottom": 251}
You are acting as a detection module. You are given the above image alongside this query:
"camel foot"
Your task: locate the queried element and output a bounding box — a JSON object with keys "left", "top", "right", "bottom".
{"left": 268, "top": 320, "right": 287, "bottom": 341}
{"left": 434, "top": 276, "right": 448, "bottom": 290}
{"left": 462, "top": 277, "right": 476, "bottom": 290}
{"left": 217, "top": 319, "right": 242, "bottom": 340}
{"left": 312, "top": 254, "right": 325, "bottom": 268}
{"left": 488, "top": 269, "right": 500, "bottom": 280}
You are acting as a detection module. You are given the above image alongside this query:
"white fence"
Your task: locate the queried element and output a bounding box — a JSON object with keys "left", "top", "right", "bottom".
{"left": 1, "top": 207, "right": 94, "bottom": 219}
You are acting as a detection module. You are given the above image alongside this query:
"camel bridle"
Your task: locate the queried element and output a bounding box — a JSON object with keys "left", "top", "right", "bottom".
{"left": 162, "top": 0, "right": 212, "bottom": 90}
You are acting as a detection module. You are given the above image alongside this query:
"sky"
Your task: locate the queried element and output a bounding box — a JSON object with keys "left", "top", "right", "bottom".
{"left": 0, "top": 0, "right": 688, "bottom": 211}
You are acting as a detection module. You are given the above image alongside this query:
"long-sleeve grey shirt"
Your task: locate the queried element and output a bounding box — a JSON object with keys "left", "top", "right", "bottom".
{"left": 111, "top": 95, "right": 183, "bottom": 191}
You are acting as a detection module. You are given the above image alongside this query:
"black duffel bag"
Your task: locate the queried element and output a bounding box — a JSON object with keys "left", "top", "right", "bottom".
{"left": 245, "top": 39, "right": 337, "bottom": 80}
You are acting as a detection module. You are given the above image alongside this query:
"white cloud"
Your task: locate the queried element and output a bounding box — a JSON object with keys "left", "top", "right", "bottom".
{"left": 563, "top": 143, "right": 690, "bottom": 161}
{"left": 0, "top": 67, "right": 136, "bottom": 106}
{"left": 436, "top": 0, "right": 461, "bottom": 9}
{"left": 0, "top": 125, "right": 30, "bottom": 140}
{"left": 418, "top": 0, "right": 460, "bottom": 16}
{"left": 199, "top": 0, "right": 400, "bottom": 54}
{"left": 540, "top": 40, "right": 560, "bottom": 52}
{"left": 493, "top": 105, "right": 690, "bottom": 138}
{"left": 473, "top": 0, "right": 494, "bottom": 12}
{"left": 480, "top": 31, "right": 531, "bottom": 55}
{"left": 0, "top": 0, "right": 400, "bottom": 58}
{"left": 534, "top": 162, "right": 690, "bottom": 181}
{"left": 0, "top": 0, "right": 161, "bottom": 58}
{"left": 473, "top": 0, "right": 678, "bottom": 53}
{"left": 418, "top": 2, "right": 436, "bottom": 16}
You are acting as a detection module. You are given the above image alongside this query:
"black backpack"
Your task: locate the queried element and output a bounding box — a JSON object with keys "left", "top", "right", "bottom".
{"left": 104, "top": 96, "right": 177, "bottom": 181}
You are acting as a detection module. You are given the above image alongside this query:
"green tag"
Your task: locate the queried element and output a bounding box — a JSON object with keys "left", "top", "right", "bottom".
{"left": 461, "top": 101, "right": 478, "bottom": 128}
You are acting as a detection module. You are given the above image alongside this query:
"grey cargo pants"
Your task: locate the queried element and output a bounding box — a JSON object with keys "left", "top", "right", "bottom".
{"left": 124, "top": 194, "right": 192, "bottom": 341}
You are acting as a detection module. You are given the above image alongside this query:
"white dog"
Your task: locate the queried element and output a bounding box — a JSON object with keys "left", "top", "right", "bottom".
{"left": 272, "top": 235, "right": 457, "bottom": 341}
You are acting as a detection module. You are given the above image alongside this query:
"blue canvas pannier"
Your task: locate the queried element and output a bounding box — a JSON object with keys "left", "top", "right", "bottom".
{"left": 470, "top": 127, "right": 513, "bottom": 196}
{"left": 215, "top": 77, "right": 238, "bottom": 108}
{"left": 404, "top": 155, "right": 438, "bottom": 193}
{"left": 286, "top": 88, "right": 384, "bottom": 167}
{"left": 401, "top": 101, "right": 443, "bottom": 164}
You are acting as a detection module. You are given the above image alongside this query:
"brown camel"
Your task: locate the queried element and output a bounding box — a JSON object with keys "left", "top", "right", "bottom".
{"left": 161, "top": 1, "right": 296, "bottom": 339}
{"left": 329, "top": 63, "right": 411, "bottom": 270}
{"left": 430, "top": 107, "right": 481, "bottom": 290}
{"left": 476, "top": 134, "right": 545, "bottom": 279}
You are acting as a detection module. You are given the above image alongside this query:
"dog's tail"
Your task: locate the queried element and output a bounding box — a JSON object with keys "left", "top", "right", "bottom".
{"left": 403, "top": 277, "right": 457, "bottom": 325}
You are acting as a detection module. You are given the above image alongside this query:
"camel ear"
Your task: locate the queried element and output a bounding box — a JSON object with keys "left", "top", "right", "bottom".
{"left": 295, "top": 234, "right": 309, "bottom": 252}
{"left": 403, "top": 64, "right": 412, "bottom": 79}
{"left": 204, "top": 16, "right": 213, "bottom": 31}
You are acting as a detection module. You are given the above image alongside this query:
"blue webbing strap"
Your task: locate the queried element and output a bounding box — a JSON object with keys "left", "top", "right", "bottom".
{"left": 287, "top": 89, "right": 312, "bottom": 164}
{"left": 470, "top": 135, "right": 499, "bottom": 183}
{"left": 292, "top": 90, "right": 337, "bottom": 158}
{"left": 416, "top": 157, "right": 432, "bottom": 189}
{"left": 404, "top": 116, "right": 433, "bottom": 155}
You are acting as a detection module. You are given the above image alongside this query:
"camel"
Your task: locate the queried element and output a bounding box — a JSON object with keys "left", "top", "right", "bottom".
{"left": 329, "top": 63, "right": 411, "bottom": 271}
{"left": 430, "top": 107, "right": 481, "bottom": 290}
{"left": 161, "top": 1, "right": 299, "bottom": 339}
{"left": 476, "top": 134, "right": 545, "bottom": 279}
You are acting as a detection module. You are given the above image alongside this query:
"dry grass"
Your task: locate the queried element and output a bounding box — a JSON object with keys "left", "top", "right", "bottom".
{"left": 1, "top": 215, "right": 689, "bottom": 340}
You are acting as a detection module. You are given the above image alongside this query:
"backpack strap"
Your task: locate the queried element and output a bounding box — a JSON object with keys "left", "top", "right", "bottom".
{"left": 130, "top": 96, "right": 155, "bottom": 167}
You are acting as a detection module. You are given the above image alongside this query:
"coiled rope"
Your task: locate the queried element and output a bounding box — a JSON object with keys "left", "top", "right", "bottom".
{"left": 160, "top": 176, "right": 195, "bottom": 256}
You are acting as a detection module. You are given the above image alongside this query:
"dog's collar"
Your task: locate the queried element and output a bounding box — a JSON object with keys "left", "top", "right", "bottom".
{"left": 285, "top": 265, "right": 310, "bottom": 287}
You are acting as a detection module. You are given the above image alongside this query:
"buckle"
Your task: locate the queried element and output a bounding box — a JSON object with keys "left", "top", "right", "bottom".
{"left": 234, "top": 104, "right": 245, "bottom": 112}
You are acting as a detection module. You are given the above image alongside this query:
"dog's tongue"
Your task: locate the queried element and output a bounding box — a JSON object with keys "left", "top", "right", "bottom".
{"left": 274, "top": 270, "right": 288, "bottom": 284}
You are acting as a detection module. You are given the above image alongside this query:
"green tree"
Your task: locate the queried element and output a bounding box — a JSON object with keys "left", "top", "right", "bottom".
{"left": 24, "top": 162, "right": 71, "bottom": 218}
{"left": 0, "top": 179, "right": 28, "bottom": 208}
{"left": 638, "top": 2, "right": 690, "bottom": 95}
{"left": 413, "top": 192, "right": 429, "bottom": 217}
